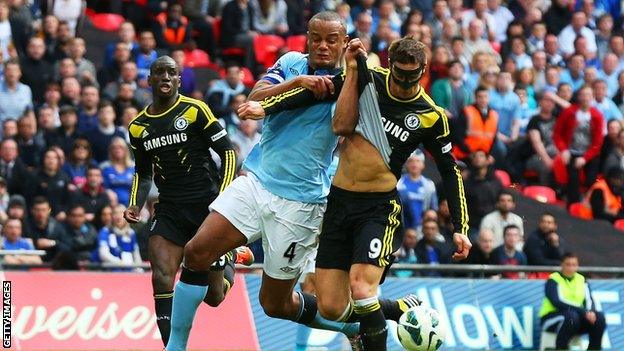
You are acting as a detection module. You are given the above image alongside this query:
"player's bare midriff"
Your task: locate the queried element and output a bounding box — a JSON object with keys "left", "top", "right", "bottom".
{"left": 332, "top": 133, "right": 397, "bottom": 192}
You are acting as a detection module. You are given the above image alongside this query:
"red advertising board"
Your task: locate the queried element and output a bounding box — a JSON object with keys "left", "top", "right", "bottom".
{"left": 2, "top": 272, "right": 259, "bottom": 351}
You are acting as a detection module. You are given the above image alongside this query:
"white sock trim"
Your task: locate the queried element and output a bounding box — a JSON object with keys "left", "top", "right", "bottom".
{"left": 354, "top": 295, "right": 379, "bottom": 307}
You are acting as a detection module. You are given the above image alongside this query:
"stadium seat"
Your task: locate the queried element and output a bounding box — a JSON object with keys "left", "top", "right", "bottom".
{"left": 569, "top": 202, "right": 593, "bottom": 220}
{"left": 184, "top": 49, "right": 212, "bottom": 68}
{"left": 88, "top": 13, "right": 125, "bottom": 32}
{"left": 614, "top": 219, "right": 624, "bottom": 231}
{"left": 494, "top": 169, "right": 511, "bottom": 187}
{"left": 286, "top": 35, "right": 307, "bottom": 53}
{"left": 523, "top": 185, "right": 557, "bottom": 204}
{"left": 253, "top": 35, "right": 286, "bottom": 69}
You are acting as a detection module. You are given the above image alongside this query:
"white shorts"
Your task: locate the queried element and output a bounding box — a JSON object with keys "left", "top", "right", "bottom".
{"left": 210, "top": 174, "right": 325, "bottom": 280}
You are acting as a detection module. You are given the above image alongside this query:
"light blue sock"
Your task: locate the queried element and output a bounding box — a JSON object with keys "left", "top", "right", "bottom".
{"left": 309, "top": 314, "right": 360, "bottom": 337}
{"left": 166, "top": 281, "right": 208, "bottom": 351}
{"left": 295, "top": 323, "right": 312, "bottom": 351}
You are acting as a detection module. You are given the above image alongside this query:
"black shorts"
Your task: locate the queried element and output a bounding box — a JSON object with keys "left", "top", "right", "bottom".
{"left": 149, "top": 197, "right": 215, "bottom": 247}
{"left": 316, "top": 186, "right": 403, "bottom": 272}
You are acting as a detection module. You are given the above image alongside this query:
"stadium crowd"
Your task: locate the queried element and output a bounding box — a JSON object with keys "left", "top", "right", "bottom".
{"left": 0, "top": 0, "right": 621, "bottom": 274}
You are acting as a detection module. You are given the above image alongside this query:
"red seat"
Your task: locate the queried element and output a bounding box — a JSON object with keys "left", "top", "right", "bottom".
{"left": 213, "top": 17, "right": 245, "bottom": 58}
{"left": 89, "top": 13, "right": 125, "bottom": 32}
{"left": 253, "top": 34, "right": 285, "bottom": 69}
{"left": 184, "top": 49, "right": 211, "bottom": 68}
{"left": 219, "top": 67, "right": 256, "bottom": 88}
{"left": 495, "top": 169, "right": 511, "bottom": 187}
{"left": 614, "top": 219, "right": 624, "bottom": 231}
{"left": 569, "top": 202, "right": 593, "bottom": 220}
{"left": 523, "top": 185, "right": 557, "bottom": 204}
{"left": 286, "top": 35, "right": 307, "bottom": 53}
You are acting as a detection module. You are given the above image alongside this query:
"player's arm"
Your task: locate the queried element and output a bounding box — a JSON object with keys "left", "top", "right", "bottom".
{"left": 422, "top": 110, "right": 471, "bottom": 259}
{"left": 333, "top": 41, "right": 367, "bottom": 135}
{"left": 197, "top": 102, "right": 237, "bottom": 192}
{"left": 125, "top": 131, "right": 153, "bottom": 223}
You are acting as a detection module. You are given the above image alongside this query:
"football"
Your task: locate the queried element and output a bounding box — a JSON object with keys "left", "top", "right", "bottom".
{"left": 397, "top": 306, "right": 446, "bottom": 351}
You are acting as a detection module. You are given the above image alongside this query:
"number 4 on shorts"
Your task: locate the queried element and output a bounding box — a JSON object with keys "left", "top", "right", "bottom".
{"left": 283, "top": 242, "right": 296, "bottom": 263}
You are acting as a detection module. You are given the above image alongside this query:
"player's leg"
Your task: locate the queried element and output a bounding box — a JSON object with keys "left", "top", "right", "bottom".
{"left": 555, "top": 310, "right": 582, "bottom": 349}
{"left": 349, "top": 264, "right": 388, "bottom": 350}
{"left": 149, "top": 235, "right": 184, "bottom": 346}
{"left": 295, "top": 259, "right": 316, "bottom": 351}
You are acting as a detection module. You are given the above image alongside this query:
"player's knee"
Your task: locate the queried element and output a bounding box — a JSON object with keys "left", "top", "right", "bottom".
{"left": 259, "top": 295, "right": 291, "bottom": 319}
{"left": 317, "top": 300, "right": 347, "bottom": 321}
{"left": 183, "top": 242, "right": 211, "bottom": 270}
{"left": 151, "top": 266, "right": 176, "bottom": 291}
{"left": 349, "top": 280, "right": 377, "bottom": 301}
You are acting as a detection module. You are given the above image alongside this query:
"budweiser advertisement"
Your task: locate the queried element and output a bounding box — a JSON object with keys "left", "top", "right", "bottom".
{"left": 2, "top": 272, "right": 259, "bottom": 351}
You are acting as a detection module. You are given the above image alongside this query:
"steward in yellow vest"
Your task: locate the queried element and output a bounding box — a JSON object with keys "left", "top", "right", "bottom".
{"left": 539, "top": 253, "right": 606, "bottom": 350}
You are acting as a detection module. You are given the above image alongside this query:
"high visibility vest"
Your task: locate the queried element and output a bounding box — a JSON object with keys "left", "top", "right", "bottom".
{"left": 452, "top": 105, "right": 498, "bottom": 159}
{"left": 584, "top": 178, "right": 622, "bottom": 216}
{"left": 539, "top": 272, "right": 586, "bottom": 318}
{"left": 156, "top": 13, "right": 188, "bottom": 46}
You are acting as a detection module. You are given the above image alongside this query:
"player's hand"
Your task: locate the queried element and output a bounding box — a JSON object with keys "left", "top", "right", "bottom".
{"left": 237, "top": 101, "right": 266, "bottom": 120}
{"left": 452, "top": 233, "right": 472, "bottom": 261}
{"left": 574, "top": 157, "right": 586, "bottom": 169}
{"left": 345, "top": 38, "right": 367, "bottom": 70}
{"left": 586, "top": 311, "right": 597, "bottom": 325}
{"left": 296, "top": 75, "right": 334, "bottom": 99}
{"left": 124, "top": 206, "right": 141, "bottom": 223}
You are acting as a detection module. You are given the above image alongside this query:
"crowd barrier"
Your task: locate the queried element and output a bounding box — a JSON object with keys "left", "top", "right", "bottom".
{"left": 1, "top": 271, "right": 622, "bottom": 350}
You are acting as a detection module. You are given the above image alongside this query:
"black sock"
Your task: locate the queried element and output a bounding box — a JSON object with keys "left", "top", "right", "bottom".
{"left": 154, "top": 291, "right": 173, "bottom": 346}
{"left": 344, "top": 298, "right": 401, "bottom": 323}
{"left": 295, "top": 292, "right": 318, "bottom": 325}
{"left": 180, "top": 266, "right": 210, "bottom": 286}
{"left": 355, "top": 300, "right": 387, "bottom": 351}
{"left": 223, "top": 251, "right": 236, "bottom": 295}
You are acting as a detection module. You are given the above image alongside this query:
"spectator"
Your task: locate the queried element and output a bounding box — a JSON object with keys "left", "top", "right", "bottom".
{"left": 0, "top": 138, "right": 29, "bottom": 196}
{"left": 575, "top": 36, "right": 600, "bottom": 69}
{"left": 351, "top": 0, "right": 378, "bottom": 30}
{"left": 77, "top": 85, "right": 100, "bottom": 133}
{"left": 414, "top": 219, "right": 450, "bottom": 277}
{"left": 32, "top": 148, "right": 71, "bottom": 218}
{"left": 479, "top": 190, "right": 524, "bottom": 248}
{"left": 100, "top": 137, "right": 134, "bottom": 206}
{"left": 0, "top": 177, "right": 8, "bottom": 220}
{"left": 92, "top": 204, "right": 112, "bottom": 231}
{"left": 394, "top": 227, "right": 418, "bottom": 277}
{"left": 490, "top": 224, "right": 528, "bottom": 279}
{"left": 61, "top": 204, "right": 98, "bottom": 263}
{"left": 45, "top": 105, "right": 81, "bottom": 155}
{"left": 103, "top": 61, "right": 151, "bottom": 107}
{"left": 51, "top": 0, "right": 82, "bottom": 36}
{"left": 593, "top": 79, "right": 623, "bottom": 121}
{"left": 0, "top": 60, "right": 33, "bottom": 122}
{"left": 586, "top": 167, "right": 624, "bottom": 223}
{"left": 218, "top": 93, "right": 245, "bottom": 134}
{"left": 68, "top": 37, "right": 97, "bottom": 86}
{"left": 544, "top": 34, "right": 565, "bottom": 68}
{"left": 6, "top": 194, "right": 27, "bottom": 225}
{"left": 59, "top": 76, "right": 82, "bottom": 108}
{"left": 2, "top": 118, "right": 16, "bottom": 139}
{"left": 62, "top": 138, "right": 95, "bottom": 188}
{"left": 334, "top": 3, "right": 355, "bottom": 35}
{"left": 135, "top": 31, "right": 158, "bottom": 84}
{"left": 230, "top": 119, "right": 260, "bottom": 162}
{"left": 603, "top": 128, "right": 624, "bottom": 174}
{"left": 465, "top": 51, "right": 494, "bottom": 92}
{"left": 539, "top": 253, "right": 606, "bottom": 350}
{"left": 350, "top": 11, "right": 374, "bottom": 42}
{"left": 463, "top": 19, "right": 498, "bottom": 64}
{"left": 428, "top": 0, "right": 448, "bottom": 44}
{"left": 452, "top": 86, "right": 498, "bottom": 161}
{"left": 461, "top": 0, "right": 495, "bottom": 42}
{"left": 16, "top": 114, "right": 46, "bottom": 170}
{"left": 489, "top": 71, "right": 521, "bottom": 161}
{"left": 554, "top": 85, "right": 604, "bottom": 205}
{"left": 41, "top": 82, "right": 61, "bottom": 124}
{"left": 56, "top": 21, "right": 74, "bottom": 56}
{"left": 220, "top": 0, "right": 257, "bottom": 71}
{"left": 431, "top": 60, "right": 471, "bottom": 119}
{"left": 207, "top": 64, "right": 250, "bottom": 120}
{"left": 0, "top": 0, "right": 13, "bottom": 62}
{"left": 182, "top": 0, "right": 218, "bottom": 57}
{"left": 98, "top": 42, "right": 132, "bottom": 87}
{"left": 598, "top": 53, "right": 620, "bottom": 99}
{"left": 1, "top": 218, "right": 42, "bottom": 265}
{"left": 464, "top": 150, "right": 503, "bottom": 231}
{"left": 153, "top": 3, "right": 192, "bottom": 49}
{"left": 84, "top": 101, "right": 126, "bottom": 163}
{"left": 515, "top": 86, "right": 538, "bottom": 136}
{"left": 464, "top": 228, "right": 494, "bottom": 264}
{"left": 397, "top": 151, "right": 438, "bottom": 232}
{"left": 527, "top": 22, "right": 547, "bottom": 53}
{"left": 170, "top": 49, "right": 196, "bottom": 96}
{"left": 112, "top": 82, "right": 142, "bottom": 120}
{"left": 250, "top": 0, "right": 288, "bottom": 36}
{"left": 103, "top": 21, "right": 137, "bottom": 68}
{"left": 596, "top": 13, "right": 614, "bottom": 60}
{"left": 558, "top": 11, "right": 597, "bottom": 58}
{"left": 70, "top": 166, "right": 110, "bottom": 222}
{"left": 544, "top": 0, "right": 572, "bottom": 35}
{"left": 40, "top": 15, "right": 63, "bottom": 62}
{"left": 97, "top": 204, "right": 142, "bottom": 268}
{"left": 508, "top": 37, "right": 532, "bottom": 70}
{"left": 524, "top": 94, "right": 559, "bottom": 185}
{"left": 25, "top": 196, "right": 68, "bottom": 262}
{"left": 19, "top": 37, "right": 52, "bottom": 105}
{"left": 524, "top": 212, "right": 564, "bottom": 265}
{"left": 487, "top": 0, "right": 514, "bottom": 43}
{"left": 560, "top": 54, "right": 587, "bottom": 93}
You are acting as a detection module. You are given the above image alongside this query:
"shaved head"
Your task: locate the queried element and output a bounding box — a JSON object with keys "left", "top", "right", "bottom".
{"left": 150, "top": 55, "right": 178, "bottom": 74}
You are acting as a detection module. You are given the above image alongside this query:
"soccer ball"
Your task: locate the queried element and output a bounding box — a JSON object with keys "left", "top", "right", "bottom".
{"left": 397, "top": 306, "right": 446, "bottom": 351}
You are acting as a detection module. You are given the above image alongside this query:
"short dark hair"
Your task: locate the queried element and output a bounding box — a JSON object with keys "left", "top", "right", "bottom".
{"left": 541, "top": 212, "right": 556, "bottom": 222}
{"left": 388, "top": 35, "right": 427, "bottom": 67}
{"left": 32, "top": 196, "right": 50, "bottom": 207}
{"left": 309, "top": 11, "right": 347, "bottom": 34}
{"left": 87, "top": 164, "right": 101, "bottom": 173}
{"left": 503, "top": 224, "right": 520, "bottom": 237}
{"left": 475, "top": 85, "right": 489, "bottom": 95}
{"left": 98, "top": 100, "right": 114, "bottom": 110}
{"left": 451, "top": 36, "right": 464, "bottom": 43}
{"left": 562, "top": 252, "right": 578, "bottom": 261}
{"left": 498, "top": 189, "right": 515, "bottom": 202}
{"left": 447, "top": 59, "right": 463, "bottom": 69}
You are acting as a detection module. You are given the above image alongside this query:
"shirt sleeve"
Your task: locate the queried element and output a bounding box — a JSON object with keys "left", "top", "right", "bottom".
{"left": 195, "top": 101, "right": 237, "bottom": 192}
{"left": 262, "top": 52, "right": 299, "bottom": 84}
{"left": 128, "top": 123, "right": 153, "bottom": 209}
{"left": 422, "top": 110, "right": 469, "bottom": 235}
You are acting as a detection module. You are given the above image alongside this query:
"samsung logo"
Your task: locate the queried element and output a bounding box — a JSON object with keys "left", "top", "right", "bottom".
{"left": 381, "top": 117, "right": 410, "bottom": 142}
{"left": 143, "top": 133, "right": 187, "bottom": 151}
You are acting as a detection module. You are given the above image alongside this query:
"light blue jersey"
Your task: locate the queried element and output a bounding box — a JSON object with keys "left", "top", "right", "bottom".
{"left": 244, "top": 52, "right": 339, "bottom": 203}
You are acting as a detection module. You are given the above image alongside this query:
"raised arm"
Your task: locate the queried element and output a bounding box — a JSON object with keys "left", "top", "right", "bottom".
{"left": 333, "top": 41, "right": 367, "bottom": 135}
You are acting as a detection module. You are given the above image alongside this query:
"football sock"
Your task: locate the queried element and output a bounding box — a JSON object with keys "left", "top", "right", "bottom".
{"left": 154, "top": 291, "right": 173, "bottom": 346}
{"left": 295, "top": 291, "right": 360, "bottom": 337}
{"left": 294, "top": 323, "right": 312, "bottom": 351}
{"left": 223, "top": 250, "right": 236, "bottom": 295}
{"left": 166, "top": 267, "right": 209, "bottom": 351}
{"left": 343, "top": 298, "right": 405, "bottom": 323}
{"left": 354, "top": 296, "right": 388, "bottom": 351}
